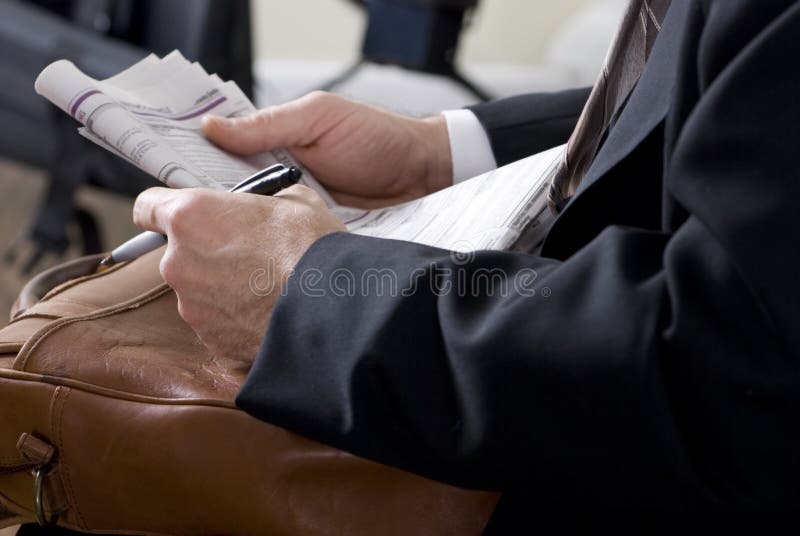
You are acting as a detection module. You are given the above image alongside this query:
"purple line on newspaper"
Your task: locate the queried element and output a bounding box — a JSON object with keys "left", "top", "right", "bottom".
{"left": 70, "top": 89, "right": 101, "bottom": 118}
{"left": 131, "top": 96, "right": 227, "bottom": 121}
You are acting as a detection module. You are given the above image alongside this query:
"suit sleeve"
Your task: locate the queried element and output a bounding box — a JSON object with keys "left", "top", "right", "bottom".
{"left": 237, "top": 2, "right": 800, "bottom": 510}
{"left": 467, "top": 87, "right": 591, "bottom": 166}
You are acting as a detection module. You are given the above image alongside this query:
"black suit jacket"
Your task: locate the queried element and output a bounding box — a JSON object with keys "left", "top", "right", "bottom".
{"left": 238, "top": 0, "right": 800, "bottom": 520}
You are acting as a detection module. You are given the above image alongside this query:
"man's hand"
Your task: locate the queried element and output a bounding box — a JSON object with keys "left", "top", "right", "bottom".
{"left": 133, "top": 185, "right": 345, "bottom": 361}
{"left": 202, "top": 91, "right": 453, "bottom": 209}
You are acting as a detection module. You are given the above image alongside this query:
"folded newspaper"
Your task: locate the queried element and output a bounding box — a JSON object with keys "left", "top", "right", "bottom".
{"left": 35, "top": 51, "right": 563, "bottom": 253}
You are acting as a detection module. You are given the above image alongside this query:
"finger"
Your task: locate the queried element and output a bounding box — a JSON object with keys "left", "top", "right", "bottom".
{"left": 202, "top": 91, "right": 347, "bottom": 155}
{"left": 326, "top": 190, "right": 413, "bottom": 210}
{"left": 132, "top": 187, "right": 185, "bottom": 233}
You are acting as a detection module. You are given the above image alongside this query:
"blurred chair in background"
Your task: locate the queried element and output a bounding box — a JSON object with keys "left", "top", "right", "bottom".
{"left": 322, "top": 0, "right": 489, "bottom": 100}
{"left": 0, "top": 0, "right": 253, "bottom": 274}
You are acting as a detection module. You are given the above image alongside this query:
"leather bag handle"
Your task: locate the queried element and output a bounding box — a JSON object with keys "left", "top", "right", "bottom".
{"left": 10, "top": 254, "right": 106, "bottom": 320}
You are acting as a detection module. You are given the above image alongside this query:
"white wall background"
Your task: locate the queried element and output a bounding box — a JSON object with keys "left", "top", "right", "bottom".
{"left": 251, "top": 0, "right": 597, "bottom": 67}
{"left": 249, "top": 0, "right": 628, "bottom": 111}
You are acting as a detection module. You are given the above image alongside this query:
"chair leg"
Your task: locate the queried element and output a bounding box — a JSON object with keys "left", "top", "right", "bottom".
{"left": 446, "top": 68, "right": 493, "bottom": 102}
{"left": 4, "top": 113, "right": 96, "bottom": 274}
{"left": 74, "top": 208, "right": 102, "bottom": 256}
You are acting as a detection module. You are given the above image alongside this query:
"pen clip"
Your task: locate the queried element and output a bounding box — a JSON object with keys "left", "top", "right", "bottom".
{"left": 230, "top": 164, "right": 287, "bottom": 193}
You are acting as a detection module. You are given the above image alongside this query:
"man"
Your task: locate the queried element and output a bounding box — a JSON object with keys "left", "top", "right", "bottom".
{"left": 132, "top": 0, "right": 800, "bottom": 522}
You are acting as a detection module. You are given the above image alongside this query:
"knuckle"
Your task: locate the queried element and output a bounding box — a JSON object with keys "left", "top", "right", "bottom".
{"left": 176, "top": 298, "right": 202, "bottom": 328}
{"left": 291, "top": 184, "right": 316, "bottom": 201}
{"left": 278, "top": 184, "right": 323, "bottom": 212}
{"left": 132, "top": 189, "right": 158, "bottom": 227}
{"left": 166, "top": 191, "right": 207, "bottom": 233}
{"left": 305, "top": 90, "right": 329, "bottom": 102}
{"left": 159, "top": 251, "right": 182, "bottom": 287}
{"left": 166, "top": 204, "right": 190, "bottom": 234}
{"left": 302, "top": 90, "right": 335, "bottom": 110}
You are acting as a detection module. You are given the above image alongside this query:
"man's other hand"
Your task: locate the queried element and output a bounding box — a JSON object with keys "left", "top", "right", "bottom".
{"left": 202, "top": 91, "right": 453, "bottom": 209}
{"left": 133, "top": 185, "right": 345, "bottom": 361}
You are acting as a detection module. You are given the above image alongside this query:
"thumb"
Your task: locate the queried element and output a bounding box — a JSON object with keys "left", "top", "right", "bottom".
{"left": 202, "top": 92, "right": 342, "bottom": 156}
{"left": 201, "top": 111, "right": 278, "bottom": 155}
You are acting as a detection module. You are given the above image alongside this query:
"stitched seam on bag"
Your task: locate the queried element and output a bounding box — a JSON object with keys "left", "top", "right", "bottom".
{"left": 39, "top": 262, "right": 127, "bottom": 303}
{"left": 42, "top": 376, "right": 238, "bottom": 409}
{"left": 14, "top": 284, "right": 172, "bottom": 372}
{"left": 51, "top": 386, "right": 87, "bottom": 529}
{"left": 11, "top": 301, "right": 95, "bottom": 323}
{"left": 0, "top": 369, "right": 45, "bottom": 382}
{"left": 13, "top": 297, "right": 116, "bottom": 323}
{"left": 38, "top": 376, "right": 237, "bottom": 408}
{"left": 41, "top": 298, "right": 99, "bottom": 309}
{"left": 0, "top": 369, "right": 235, "bottom": 408}
{"left": 6, "top": 313, "right": 62, "bottom": 324}
{"left": 39, "top": 275, "right": 98, "bottom": 303}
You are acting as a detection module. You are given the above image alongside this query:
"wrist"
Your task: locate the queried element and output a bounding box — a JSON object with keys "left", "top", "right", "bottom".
{"left": 419, "top": 115, "right": 453, "bottom": 194}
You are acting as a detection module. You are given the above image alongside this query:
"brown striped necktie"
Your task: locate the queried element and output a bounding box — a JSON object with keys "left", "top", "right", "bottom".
{"left": 548, "top": 0, "right": 672, "bottom": 212}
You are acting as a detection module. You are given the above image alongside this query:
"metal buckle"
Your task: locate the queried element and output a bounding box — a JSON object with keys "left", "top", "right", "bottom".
{"left": 34, "top": 466, "right": 58, "bottom": 527}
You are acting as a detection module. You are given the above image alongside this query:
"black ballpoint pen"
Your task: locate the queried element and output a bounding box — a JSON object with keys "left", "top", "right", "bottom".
{"left": 97, "top": 165, "right": 302, "bottom": 269}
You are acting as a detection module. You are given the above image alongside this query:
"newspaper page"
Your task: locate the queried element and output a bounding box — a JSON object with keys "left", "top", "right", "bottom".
{"left": 34, "top": 52, "right": 330, "bottom": 197}
{"left": 348, "top": 144, "right": 564, "bottom": 252}
{"left": 34, "top": 52, "right": 562, "bottom": 253}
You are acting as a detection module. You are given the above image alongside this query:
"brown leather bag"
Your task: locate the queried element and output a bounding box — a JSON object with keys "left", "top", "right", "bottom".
{"left": 0, "top": 250, "right": 498, "bottom": 534}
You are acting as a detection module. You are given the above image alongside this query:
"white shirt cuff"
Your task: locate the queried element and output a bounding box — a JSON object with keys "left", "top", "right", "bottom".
{"left": 442, "top": 109, "right": 498, "bottom": 184}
